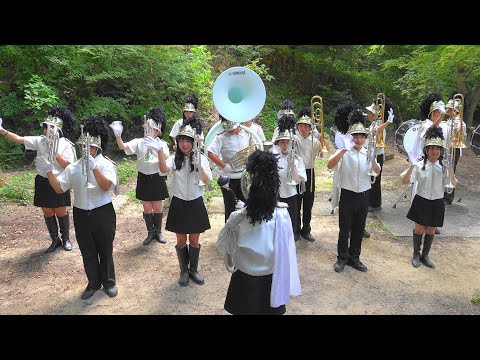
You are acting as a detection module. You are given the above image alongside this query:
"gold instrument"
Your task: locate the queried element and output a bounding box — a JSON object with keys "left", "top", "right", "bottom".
{"left": 444, "top": 93, "right": 466, "bottom": 193}
{"left": 45, "top": 124, "right": 60, "bottom": 163}
{"left": 140, "top": 115, "right": 158, "bottom": 163}
{"left": 375, "top": 93, "right": 386, "bottom": 148}
{"left": 452, "top": 93, "right": 467, "bottom": 149}
{"left": 80, "top": 125, "right": 95, "bottom": 189}
{"left": 311, "top": 95, "right": 328, "bottom": 158}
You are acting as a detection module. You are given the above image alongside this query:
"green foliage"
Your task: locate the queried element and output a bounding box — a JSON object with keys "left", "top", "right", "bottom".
{"left": 23, "top": 75, "right": 59, "bottom": 114}
{"left": 245, "top": 59, "right": 275, "bottom": 82}
{"left": 0, "top": 137, "right": 26, "bottom": 169}
{"left": 0, "top": 170, "right": 35, "bottom": 205}
{"left": 471, "top": 292, "right": 480, "bottom": 306}
{"left": 203, "top": 177, "right": 222, "bottom": 202}
{"left": 116, "top": 158, "right": 137, "bottom": 184}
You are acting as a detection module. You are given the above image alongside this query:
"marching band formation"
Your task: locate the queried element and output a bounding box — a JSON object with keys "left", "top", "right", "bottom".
{"left": 0, "top": 66, "right": 477, "bottom": 314}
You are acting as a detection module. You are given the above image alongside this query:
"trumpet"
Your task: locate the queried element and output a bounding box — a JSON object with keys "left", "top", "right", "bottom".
{"left": 193, "top": 133, "right": 205, "bottom": 186}
{"left": 80, "top": 125, "right": 95, "bottom": 189}
{"left": 45, "top": 124, "right": 60, "bottom": 163}
{"left": 285, "top": 131, "right": 297, "bottom": 186}
{"left": 140, "top": 115, "right": 158, "bottom": 163}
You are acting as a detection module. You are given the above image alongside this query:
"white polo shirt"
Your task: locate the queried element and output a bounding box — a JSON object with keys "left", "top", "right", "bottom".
{"left": 123, "top": 137, "right": 169, "bottom": 175}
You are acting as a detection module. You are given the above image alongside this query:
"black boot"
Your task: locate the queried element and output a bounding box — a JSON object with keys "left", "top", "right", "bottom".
{"left": 44, "top": 216, "right": 61, "bottom": 253}
{"left": 142, "top": 213, "right": 155, "bottom": 245}
{"left": 188, "top": 245, "right": 205, "bottom": 285}
{"left": 57, "top": 213, "right": 72, "bottom": 251}
{"left": 175, "top": 245, "right": 189, "bottom": 286}
{"left": 421, "top": 234, "right": 435, "bottom": 268}
{"left": 412, "top": 231, "right": 422, "bottom": 268}
{"left": 152, "top": 213, "right": 166, "bottom": 244}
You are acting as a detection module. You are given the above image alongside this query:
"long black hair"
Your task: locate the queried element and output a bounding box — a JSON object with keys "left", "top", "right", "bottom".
{"left": 245, "top": 150, "right": 280, "bottom": 225}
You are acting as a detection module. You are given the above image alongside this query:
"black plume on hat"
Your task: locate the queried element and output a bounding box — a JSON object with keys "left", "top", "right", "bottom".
{"left": 182, "top": 113, "right": 202, "bottom": 135}
{"left": 147, "top": 106, "right": 167, "bottom": 136}
{"left": 334, "top": 100, "right": 358, "bottom": 134}
{"left": 83, "top": 116, "right": 110, "bottom": 151}
{"left": 347, "top": 108, "right": 366, "bottom": 127}
{"left": 419, "top": 93, "right": 443, "bottom": 120}
{"left": 298, "top": 106, "right": 311, "bottom": 118}
{"left": 185, "top": 93, "right": 199, "bottom": 109}
{"left": 245, "top": 150, "right": 280, "bottom": 226}
{"left": 48, "top": 105, "right": 76, "bottom": 139}
{"left": 425, "top": 126, "right": 445, "bottom": 141}
{"left": 280, "top": 99, "right": 294, "bottom": 111}
{"left": 278, "top": 114, "right": 297, "bottom": 133}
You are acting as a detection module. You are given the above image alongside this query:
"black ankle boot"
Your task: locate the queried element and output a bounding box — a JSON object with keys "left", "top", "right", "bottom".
{"left": 412, "top": 232, "right": 422, "bottom": 268}
{"left": 152, "top": 213, "right": 166, "bottom": 244}
{"left": 188, "top": 245, "right": 204, "bottom": 285}
{"left": 421, "top": 234, "right": 435, "bottom": 268}
{"left": 57, "top": 213, "right": 72, "bottom": 251}
{"left": 44, "top": 216, "right": 61, "bottom": 253}
{"left": 142, "top": 213, "right": 155, "bottom": 245}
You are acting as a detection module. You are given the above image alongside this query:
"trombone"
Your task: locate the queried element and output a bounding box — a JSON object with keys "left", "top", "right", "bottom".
{"left": 45, "top": 124, "right": 60, "bottom": 163}
{"left": 375, "top": 93, "right": 386, "bottom": 148}
{"left": 310, "top": 95, "right": 326, "bottom": 193}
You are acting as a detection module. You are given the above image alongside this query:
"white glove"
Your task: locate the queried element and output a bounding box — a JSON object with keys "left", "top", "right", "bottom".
{"left": 144, "top": 136, "right": 163, "bottom": 152}
{"left": 35, "top": 156, "right": 53, "bottom": 173}
{"left": 436, "top": 101, "right": 446, "bottom": 115}
{"left": 0, "top": 117, "right": 3, "bottom": 130}
{"left": 223, "top": 164, "right": 233, "bottom": 173}
{"left": 407, "top": 151, "right": 417, "bottom": 166}
{"left": 235, "top": 200, "right": 245, "bottom": 210}
{"left": 88, "top": 155, "right": 96, "bottom": 170}
{"left": 387, "top": 108, "right": 394, "bottom": 123}
{"left": 342, "top": 134, "right": 355, "bottom": 151}
{"left": 109, "top": 121, "right": 123, "bottom": 137}
{"left": 334, "top": 131, "right": 344, "bottom": 149}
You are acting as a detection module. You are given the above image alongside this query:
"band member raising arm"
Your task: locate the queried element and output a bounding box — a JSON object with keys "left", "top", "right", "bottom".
{"left": 0, "top": 106, "right": 76, "bottom": 253}
{"left": 110, "top": 107, "right": 169, "bottom": 245}
{"left": 327, "top": 108, "right": 380, "bottom": 273}
{"left": 35, "top": 116, "right": 119, "bottom": 300}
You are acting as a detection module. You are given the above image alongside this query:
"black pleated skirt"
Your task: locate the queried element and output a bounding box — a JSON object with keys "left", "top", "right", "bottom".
{"left": 165, "top": 196, "right": 210, "bottom": 234}
{"left": 135, "top": 172, "right": 169, "bottom": 201}
{"left": 407, "top": 194, "right": 445, "bottom": 228}
{"left": 33, "top": 174, "right": 71, "bottom": 208}
{"left": 224, "top": 270, "right": 286, "bottom": 315}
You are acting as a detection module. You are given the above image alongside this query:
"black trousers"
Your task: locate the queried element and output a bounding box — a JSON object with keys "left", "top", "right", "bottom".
{"left": 368, "top": 153, "right": 384, "bottom": 208}
{"left": 73, "top": 202, "right": 116, "bottom": 290}
{"left": 444, "top": 148, "right": 460, "bottom": 203}
{"left": 221, "top": 178, "right": 245, "bottom": 223}
{"left": 337, "top": 189, "right": 368, "bottom": 262}
{"left": 295, "top": 168, "right": 315, "bottom": 235}
{"left": 280, "top": 194, "right": 299, "bottom": 234}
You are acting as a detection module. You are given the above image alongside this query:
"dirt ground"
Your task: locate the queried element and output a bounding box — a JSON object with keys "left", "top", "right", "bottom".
{"left": 1, "top": 136, "right": 479, "bottom": 315}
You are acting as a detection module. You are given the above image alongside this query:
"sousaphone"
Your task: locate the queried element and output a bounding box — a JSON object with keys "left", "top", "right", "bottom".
{"left": 206, "top": 67, "right": 266, "bottom": 179}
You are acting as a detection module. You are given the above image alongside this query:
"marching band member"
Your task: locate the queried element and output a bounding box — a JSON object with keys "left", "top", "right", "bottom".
{"left": 110, "top": 107, "right": 170, "bottom": 245}
{"left": 36, "top": 116, "right": 119, "bottom": 299}
{"left": 216, "top": 150, "right": 301, "bottom": 315}
{"left": 271, "top": 127, "right": 307, "bottom": 242}
{"left": 155, "top": 123, "right": 212, "bottom": 286}
{"left": 443, "top": 92, "right": 467, "bottom": 205}
{"left": 272, "top": 99, "right": 295, "bottom": 142}
{"left": 169, "top": 93, "right": 204, "bottom": 151}
{"left": 402, "top": 127, "right": 454, "bottom": 269}
{"left": 0, "top": 106, "right": 76, "bottom": 253}
{"left": 327, "top": 109, "right": 380, "bottom": 273}
{"left": 365, "top": 97, "right": 395, "bottom": 212}
{"left": 242, "top": 116, "right": 266, "bottom": 142}
{"left": 294, "top": 107, "right": 320, "bottom": 242}
{"left": 410, "top": 93, "right": 446, "bottom": 235}
{"left": 207, "top": 116, "right": 251, "bottom": 222}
